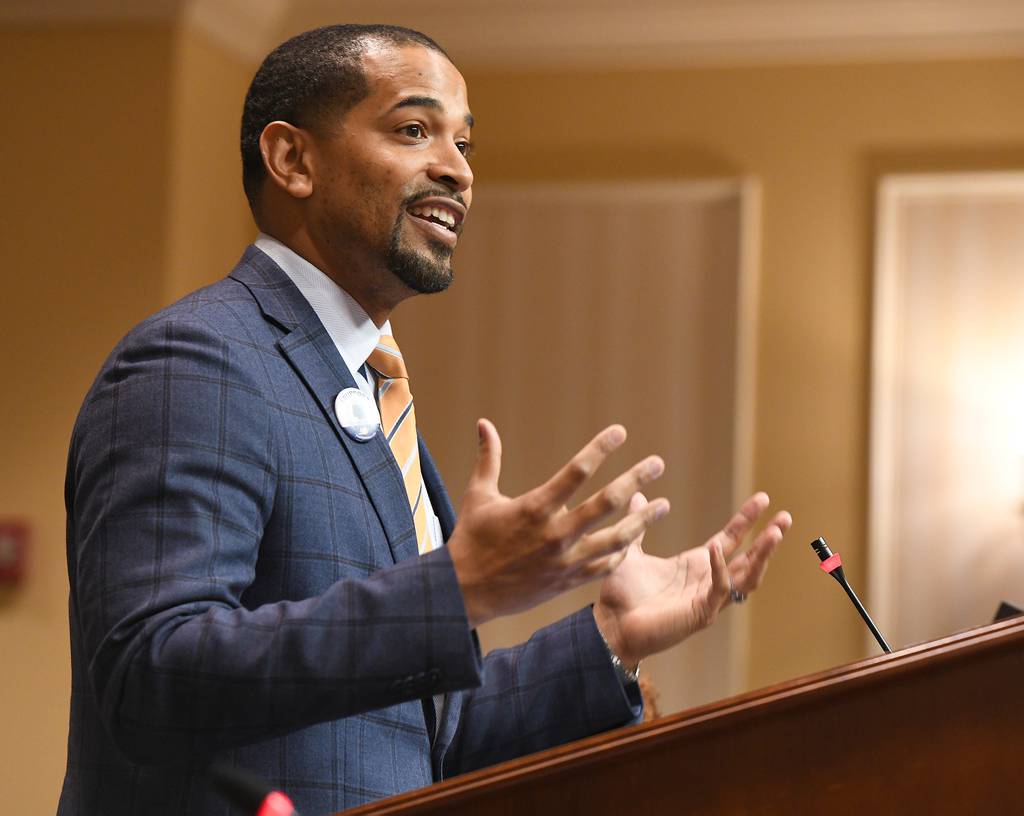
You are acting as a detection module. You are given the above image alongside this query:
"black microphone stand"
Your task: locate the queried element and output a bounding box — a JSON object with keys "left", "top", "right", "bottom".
{"left": 810, "top": 537, "right": 892, "bottom": 654}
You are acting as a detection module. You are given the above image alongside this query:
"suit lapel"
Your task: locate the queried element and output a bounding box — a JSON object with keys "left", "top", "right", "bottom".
{"left": 420, "top": 439, "right": 456, "bottom": 539}
{"left": 230, "top": 246, "right": 420, "bottom": 565}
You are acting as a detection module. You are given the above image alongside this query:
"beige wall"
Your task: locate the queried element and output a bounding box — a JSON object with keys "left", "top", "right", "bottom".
{"left": 165, "top": 23, "right": 256, "bottom": 300}
{"left": 0, "top": 23, "right": 174, "bottom": 812}
{"left": 459, "top": 57, "right": 1024, "bottom": 688}
{"left": 0, "top": 21, "right": 250, "bottom": 812}
{"left": 2, "top": 20, "right": 1024, "bottom": 809}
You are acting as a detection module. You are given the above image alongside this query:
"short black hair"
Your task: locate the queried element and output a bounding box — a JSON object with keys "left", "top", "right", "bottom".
{"left": 240, "top": 24, "right": 450, "bottom": 216}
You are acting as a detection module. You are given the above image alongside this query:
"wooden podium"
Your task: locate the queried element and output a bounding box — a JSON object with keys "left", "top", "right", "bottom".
{"left": 342, "top": 616, "right": 1024, "bottom": 814}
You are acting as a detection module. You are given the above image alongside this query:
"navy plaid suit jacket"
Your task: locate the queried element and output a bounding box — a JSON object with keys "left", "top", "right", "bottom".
{"left": 59, "top": 246, "right": 638, "bottom": 815}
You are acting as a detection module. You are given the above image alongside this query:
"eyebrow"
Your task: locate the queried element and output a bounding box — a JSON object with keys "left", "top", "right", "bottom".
{"left": 391, "top": 95, "right": 474, "bottom": 128}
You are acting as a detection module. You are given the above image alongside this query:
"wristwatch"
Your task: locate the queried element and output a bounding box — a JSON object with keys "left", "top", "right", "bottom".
{"left": 597, "top": 628, "right": 640, "bottom": 686}
{"left": 608, "top": 649, "right": 640, "bottom": 686}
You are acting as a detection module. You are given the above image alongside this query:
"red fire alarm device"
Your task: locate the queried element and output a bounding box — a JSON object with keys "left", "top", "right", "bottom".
{"left": 0, "top": 521, "right": 29, "bottom": 586}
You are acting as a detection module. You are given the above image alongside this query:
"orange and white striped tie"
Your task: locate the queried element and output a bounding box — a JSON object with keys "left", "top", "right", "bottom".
{"left": 366, "top": 335, "right": 432, "bottom": 555}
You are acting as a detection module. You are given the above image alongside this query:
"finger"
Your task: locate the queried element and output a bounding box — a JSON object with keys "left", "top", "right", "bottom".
{"left": 579, "top": 493, "right": 655, "bottom": 578}
{"left": 774, "top": 510, "right": 793, "bottom": 535}
{"left": 559, "top": 456, "right": 664, "bottom": 538}
{"left": 713, "top": 492, "right": 771, "bottom": 559}
{"left": 527, "top": 424, "right": 628, "bottom": 510}
{"left": 708, "top": 540, "right": 731, "bottom": 612}
{"left": 627, "top": 492, "right": 649, "bottom": 555}
{"left": 571, "top": 497, "right": 670, "bottom": 565}
{"left": 732, "top": 511, "right": 791, "bottom": 591}
{"left": 580, "top": 544, "right": 632, "bottom": 579}
{"left": 469, "top": 418, "right": 502, "bottom": 491}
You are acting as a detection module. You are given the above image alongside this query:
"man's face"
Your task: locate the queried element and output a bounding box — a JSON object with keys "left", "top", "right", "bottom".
{"left": 307, "top": 43, "right": 474, "bottom": 296}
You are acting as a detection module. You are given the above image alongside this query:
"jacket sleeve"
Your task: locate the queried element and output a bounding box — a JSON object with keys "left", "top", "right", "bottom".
{"left": 68, "top": 312, "right": 481, "bottom": 764}
{"left": 438, "top": 606, "right": 643, "bottom": 777}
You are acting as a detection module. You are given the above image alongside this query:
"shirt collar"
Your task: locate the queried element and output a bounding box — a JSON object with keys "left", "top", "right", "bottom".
{"left": 253, "top": 233, "right": 391, "bottom": 375}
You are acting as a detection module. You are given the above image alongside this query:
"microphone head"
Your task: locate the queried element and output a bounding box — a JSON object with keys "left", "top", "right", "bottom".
{"left": 810, "top": 536, "right": 833, "bottom": 562}
{"left": 208, "top": 760, "right": 297, "bottom": 815}
{"left": 807, "top": 536, "right": 892, "bottom": 653}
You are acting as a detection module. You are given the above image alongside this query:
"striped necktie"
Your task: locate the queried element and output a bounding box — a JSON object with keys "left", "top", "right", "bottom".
{"left": 366, "top": 335, "right": 432, "bottom": 555}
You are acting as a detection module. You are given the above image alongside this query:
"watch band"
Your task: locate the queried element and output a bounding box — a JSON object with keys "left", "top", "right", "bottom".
{"left": 597, "top": 626, "right": 640, "bottom": 685}
{"left": 608, "top": 649, "right": 640, "bottom": 685}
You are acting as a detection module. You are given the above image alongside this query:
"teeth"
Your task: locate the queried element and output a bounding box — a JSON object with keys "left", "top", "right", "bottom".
{"left": 410, "top": 204, "right": 457, "bottom": 228}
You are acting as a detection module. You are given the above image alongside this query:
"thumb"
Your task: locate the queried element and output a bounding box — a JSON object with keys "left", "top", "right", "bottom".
{"left": 470, "top": 418, "right": 502, "bottom": 492}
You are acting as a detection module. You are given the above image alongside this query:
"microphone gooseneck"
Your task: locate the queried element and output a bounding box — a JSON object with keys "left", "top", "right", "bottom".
{"left": 810, "top": 537, "right": 892, "bottom": 654}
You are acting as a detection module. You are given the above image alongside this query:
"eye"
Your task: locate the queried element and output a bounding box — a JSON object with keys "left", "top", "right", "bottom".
{"left": 456, "top": 140, "right": 474, "bottom": 159}
{"left": 399, "top": 123, "right": 426, "bottom": 139}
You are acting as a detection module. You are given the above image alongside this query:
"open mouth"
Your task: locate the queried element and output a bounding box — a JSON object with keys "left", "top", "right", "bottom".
{"left": 406, "top": 198, "right": 466, "bottom": 235}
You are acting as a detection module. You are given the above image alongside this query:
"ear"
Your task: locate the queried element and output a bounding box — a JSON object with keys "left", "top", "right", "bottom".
{"left": 259, "top": 121, "right": 315, "bottom": 200}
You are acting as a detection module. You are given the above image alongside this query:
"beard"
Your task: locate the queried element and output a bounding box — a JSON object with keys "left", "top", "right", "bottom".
{"left": 385, "top": 215, "right": 455, "bottom": 295}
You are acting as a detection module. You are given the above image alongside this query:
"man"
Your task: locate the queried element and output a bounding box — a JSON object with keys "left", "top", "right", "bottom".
{"left": 60, "top": 24, "right": 791, "bottom": 815}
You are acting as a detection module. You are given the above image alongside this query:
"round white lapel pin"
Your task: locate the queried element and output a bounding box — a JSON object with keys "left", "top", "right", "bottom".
{"left": 334, "top": 388, "right": 380, "bottom": 442}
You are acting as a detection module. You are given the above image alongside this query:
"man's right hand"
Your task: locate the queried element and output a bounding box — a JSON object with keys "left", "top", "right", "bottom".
{"left": 447, "top": 418, "right": 670, "bottom": 629}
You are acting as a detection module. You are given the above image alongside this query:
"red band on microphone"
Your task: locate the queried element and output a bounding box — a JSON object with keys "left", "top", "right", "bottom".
{"left": 820, "top": 553, "right": 842, "bottom": 573}
{"left": 257, "top": 791, "right": 296, "bottom": 816}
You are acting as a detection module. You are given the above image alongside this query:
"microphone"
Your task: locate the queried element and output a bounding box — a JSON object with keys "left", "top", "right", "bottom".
{"left": 810, "top": 537, "right": 892, "bottom": 654}
{"left": 208, "top": 759, "right": 300, "bottom": 816}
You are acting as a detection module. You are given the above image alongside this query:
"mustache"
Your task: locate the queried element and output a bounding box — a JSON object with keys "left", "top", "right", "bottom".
{"left": 402, "top": 188, "right": 468, "bottom": 209}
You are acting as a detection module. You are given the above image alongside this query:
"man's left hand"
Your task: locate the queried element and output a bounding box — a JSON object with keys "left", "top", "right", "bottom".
{"left": 593, "top": 492, "right": 792, "bottom": 669}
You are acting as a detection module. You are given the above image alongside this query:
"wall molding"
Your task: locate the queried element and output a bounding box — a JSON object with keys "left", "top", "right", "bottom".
{"left": 5, "top": 0, "right": 1024, "bottom": 69}
{"left": 869, "top": 170, "right": 1024, "bottom": 652}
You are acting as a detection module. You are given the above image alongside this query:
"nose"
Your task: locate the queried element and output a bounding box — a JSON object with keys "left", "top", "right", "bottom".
{"left": 428, "top": 141, "right": 473, "bottom": 195}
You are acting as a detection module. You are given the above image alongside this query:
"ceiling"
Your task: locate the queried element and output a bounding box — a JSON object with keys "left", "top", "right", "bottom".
{"left": 5, "top": 0, "right": 1024, "bottom": 68}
